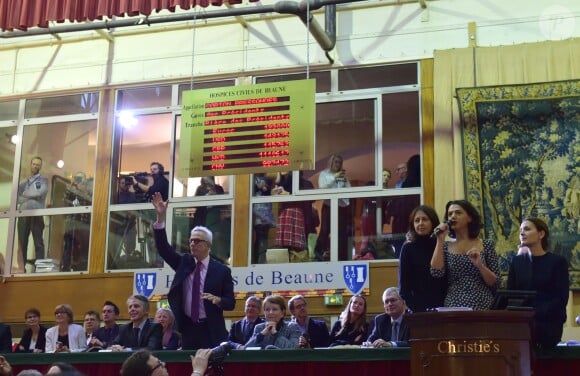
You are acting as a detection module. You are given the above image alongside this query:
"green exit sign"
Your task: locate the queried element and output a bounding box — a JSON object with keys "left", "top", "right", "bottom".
{"left": 324, "top": 295, "right": 343, "bottom": 306}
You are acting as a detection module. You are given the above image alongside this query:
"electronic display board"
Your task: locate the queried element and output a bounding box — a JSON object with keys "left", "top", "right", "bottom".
{"left": 180, "top": 79, "right": 315, "bottom": 177}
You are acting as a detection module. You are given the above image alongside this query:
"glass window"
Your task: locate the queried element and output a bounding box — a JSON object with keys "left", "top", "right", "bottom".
{"left": 117, "top": 86, "right": 172, "bottom": 110}
{"left": 0, "top": 100, "right": 19, "bottom": 121}
{"left": 25, "top": 93, "right": 99, "bottom": 117}
{"left": 0, "top": 125, "right": 17, "bottom": 211}
{"left": 18, "top": 120, "right": 97, "bottom": 209}
{"left": 107, "top": 208, "right": 163, "bottom": 270}
{"left": 338, "top": 63, "right": 417, "bottom": 91}
{"left": 0, "top": 218, "right": 8, "bottom": 274}
{"left": 255, "top": 71, "right": 331, "bottom": 93}
{"left": 12, "top": 213, "right": 91, "bottom": 273}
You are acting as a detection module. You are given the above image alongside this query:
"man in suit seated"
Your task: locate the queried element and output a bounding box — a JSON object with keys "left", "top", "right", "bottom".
{"left": 288, "top": 294, "right": 330, "bottom": 348}
{"left": 228, "top": 296, "right": 265, "bottom": 347}
{"left": 111, "top": 295, "right": 162, "bottom": 351}
{"left": 363, "top": 287, "right": 410, "bottom": 348}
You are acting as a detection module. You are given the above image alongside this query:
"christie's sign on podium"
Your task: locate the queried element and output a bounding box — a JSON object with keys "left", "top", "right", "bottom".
{"left": 134, "top": 261, "right": 369, "bottom": 299}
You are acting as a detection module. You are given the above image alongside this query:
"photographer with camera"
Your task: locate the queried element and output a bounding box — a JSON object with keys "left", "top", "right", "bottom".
{"left": 16, "top": 156, "right": 49, "bottom": 272}
{"left": 131, "top": 162, "right": 169, "bottom": 202}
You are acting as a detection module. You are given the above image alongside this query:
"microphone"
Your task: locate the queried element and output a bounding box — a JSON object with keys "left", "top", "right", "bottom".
{"left": 430, "top": 220, "right": 454, "bottom": 238}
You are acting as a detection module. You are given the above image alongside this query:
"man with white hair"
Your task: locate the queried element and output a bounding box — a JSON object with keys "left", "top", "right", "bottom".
{"left": 363, "top": 287, "right": 410, "bottom": 347}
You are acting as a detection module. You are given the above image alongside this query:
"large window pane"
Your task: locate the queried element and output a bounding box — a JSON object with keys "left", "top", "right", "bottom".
{"left": 0, "top": 100, "right": 19, "bottom": 121}
{"left": 338, "top": 64, "right": 417, "bottom": 91}
{"left": 19, "top": 120, "right": 97, "bottom": 209}
{"left": 255, "top": 71, "right": 331, "bottom": 93}
{"left": 0, "top": 218, "right": 9, "bottom": 274}
{"left": 12, "top": 213, "right": 91, "bottom": 273}
{"left": 25, "top": 93, "right": 99, "bottom": 117}
{"left": 117, "top": 86, "right": 172, "bottom": 110}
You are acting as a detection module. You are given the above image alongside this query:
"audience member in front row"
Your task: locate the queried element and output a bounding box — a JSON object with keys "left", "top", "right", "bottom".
{"left": 16, "top": 370, "right": 42, "bottom": 376}
{"left": 83, "top": 310, "right": 101, "bottom": 351}
{"left": 0, "top": 321, "right": 11, "bottom": 353}
{"left": 244, "top": 295, "right": 301, "bottom": 349}
{"left": 121, "top": 348, "right": 212, "bottom": 376}
{"left": 363, "top": 287, "right": 410, "bottom": 348}
{"left": 399, "top": 205, "right": 447, "bottom": 312}
{"left": 16, "top": 308, "right": 47, "bottom": 353}
{"left": 0, "top": 356, "right": 12, "bottom": 376}
{"left": 111, "top": 295, "right": 162, "bottom": 351}
{"left": 288, "top": 295, "right": 329, "bottom": 348}
{"left": 228, "top": 296, "right": 264, "bottom": 347}
{"left": 93, "top": 301, "right": 120, "bottom": 349}
{"left": 508, "top": 218, "right": 569, "bottom": 350}
{"left": 430, "top": 200, "right": 500, "bottom": 310}
{"left": 45, "top": 304, "right": 86, "bottom": 353}
{"left": 329, "top": 294, "right": 369, "bottom": 347}
{"left": 154, "top": 308, "right": 181, "bottom": 350}
{"left": 151, "top": 192, "right": 235, "bottom": 349}
{"left": 46, "top": 362, "right": 83, "bottom": 375}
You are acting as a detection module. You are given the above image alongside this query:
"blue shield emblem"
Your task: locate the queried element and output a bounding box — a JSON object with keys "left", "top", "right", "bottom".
{"left": 343, "top": 264, "right": 368, "bottom": 295}
{"left": 135, "top": 272, "right": 157, "bottom": 298}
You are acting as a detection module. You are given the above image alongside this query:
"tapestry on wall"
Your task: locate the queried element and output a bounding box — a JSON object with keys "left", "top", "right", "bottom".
{"left": 456, "top": 80, "right": 579, "bottom": 288}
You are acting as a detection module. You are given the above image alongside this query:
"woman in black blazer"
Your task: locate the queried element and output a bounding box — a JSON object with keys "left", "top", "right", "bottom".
{"left": 16, "top": 308, "right": 47, "bottom": 353}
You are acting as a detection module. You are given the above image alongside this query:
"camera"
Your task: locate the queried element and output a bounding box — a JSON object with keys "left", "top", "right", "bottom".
{"left": 122, "top": 176, "right": 134, "bottom": 185}
{"left": 209, "top": 341, "right": 234, "bottom": 366}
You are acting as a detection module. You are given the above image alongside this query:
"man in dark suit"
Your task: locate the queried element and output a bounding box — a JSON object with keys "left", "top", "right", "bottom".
{"left": 289, "top": 294, "right": 330, "bottom": 348}
{"left": 151, "top": 192, "right": 236, "bottom": 350}
{"left": 228, "top": 296, "right": 265, "bottom": 347}
{"left": 363, "top": 287, "right": 410, "bottom": 348}
{"left": 111, "top": 295, "right": 162, "bottom": 351}
{"left": 0, "top": 323, "right": 12, "bottom": 353}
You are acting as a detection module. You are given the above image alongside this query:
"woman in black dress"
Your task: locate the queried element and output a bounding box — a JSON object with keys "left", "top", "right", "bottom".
{"left": 329, "top": 294, "right": 368, "bottom": 346}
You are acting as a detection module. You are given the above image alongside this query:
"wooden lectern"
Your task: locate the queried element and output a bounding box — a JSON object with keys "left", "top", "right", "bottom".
{"left": 406, "top": 311, "right": 533, "bottom": 376}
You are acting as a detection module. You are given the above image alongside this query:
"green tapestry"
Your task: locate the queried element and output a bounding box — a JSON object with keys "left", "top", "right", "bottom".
{"left": 456, "top": 80, "right": 580, "bottom": 288}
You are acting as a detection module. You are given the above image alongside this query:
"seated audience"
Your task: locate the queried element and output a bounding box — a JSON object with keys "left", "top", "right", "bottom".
{"left": 363, "top": 287, "right": 410, "bottom": 347}
{"left": 507, "top": 218, "right": 569, "bottom": 350}
{"left": 16, "top": 308, "right": 47, "bottom": 353}
{"left": 244, "top": 295, "right": 301, "bottom": 349}
{"left": 16, "top": 370, "right": 42, "bottom": 376}
{"left": 228, "top": 296, "right": 264, "bottom": 347}
{"left": 0, "top": 321, "right": 12, "bottom": 353}
{"left": 93, "top": 301, "right": 120, "bottom": 349}
{"left": 83, "top": 310, "right": 101, "bottom": 351}
{"left": 430, "top": 200, "right": 500, "bottom": 310}
{"left": 154, "top": 308, "right": 181, "bottom": 350}
{"left": 46, "top": 362, "right": 83, "bottom": 375}
{"left": 45, "top": 304, "right": 86, "bottom": 353}
{"left": 111, "top": 295, "right": 162, "bottom": 351}
{"left": 399, "top": 205, "right": 447, "bottom": 312}
{"left": 329, "top": 294, "right": 369, "bottom": 347}
{"left": 288, "top": 295, "right": 329, "bottom": 348}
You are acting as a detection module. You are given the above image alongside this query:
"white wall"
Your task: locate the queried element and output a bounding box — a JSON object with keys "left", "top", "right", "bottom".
{"left": 0, "top": 0, "right": 578, "bottom": 96}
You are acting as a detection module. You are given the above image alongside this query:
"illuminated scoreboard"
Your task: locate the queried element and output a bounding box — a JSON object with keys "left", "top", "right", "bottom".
{"left": 180, "top": 79, "right": 315, "bottom": 177}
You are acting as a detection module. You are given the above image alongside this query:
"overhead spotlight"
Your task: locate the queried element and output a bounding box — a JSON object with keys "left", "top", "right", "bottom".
{"left": 57, "top": 160, "right": 65, "bottom": 169}
{"left": 10, "top": 135, "right": 19, "bottom": 144}
{"left": 118, "top": 111, "right": 138, "bottom": 129}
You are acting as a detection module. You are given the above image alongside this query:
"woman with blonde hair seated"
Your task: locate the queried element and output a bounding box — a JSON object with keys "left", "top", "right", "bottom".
{"left": 45, "top": 304, "right": 86, "bottom": 353}
{"left": 154, "top": 307, "right": 181, "bottom": 350}
{"left": 244, "top": 295, "right": 301, "bottom": 349}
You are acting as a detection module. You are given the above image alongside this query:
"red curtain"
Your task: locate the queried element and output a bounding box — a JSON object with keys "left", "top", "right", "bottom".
{"left": 0, "top": 0, "right": 258, "bottom": 32}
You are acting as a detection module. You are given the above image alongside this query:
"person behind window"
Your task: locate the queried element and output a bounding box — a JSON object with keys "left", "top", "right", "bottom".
{"left": 154, "top": 308, "right": 181, "bottom": 350}
{"left": 111, "top": 295, "right": 162, "bottom": 351}
{"left": 45, "top": 304, "right": 86, "bottom": 353}
{"left": 382, "top": 168, "right": 392, "bottom": 189}
{"left": 16, "top": 156, "right": 48, "bottom": 273}
{"left": 252, "top": 174, "right": 276, "bottom": 264}
{"left": 399, "top": 205, "right": 447, "bottom": 312}
{"left": 430, "top": 200, "right": 501, "bottom": 310}
{"left": 363, "top": 287, "right": 410, "bottom": 348}
{"left": 394, "top": 162, "right": 407, "bottom": 188}
{"left": 244, "top": 295, "right": 301, "bottom": 349}
{"left": 508, "top": 218, "right": 569, "bottom": 350}
{"left": 315, "top": 154, "right": 353, "bottom": 261}
{"left": 16, "top": 308, "right": 46, "bottom": 353}
{"left": 132, "top": 162, "right": 169, "bottom": 201}
{"left": 401, "top": 154, "right": 420, "bottom": 188}
{"left": 61, "top": 172, "right": 92, "bottom": 272}
{"left": 329, "top": 294, "right": 368, "bottom": 347}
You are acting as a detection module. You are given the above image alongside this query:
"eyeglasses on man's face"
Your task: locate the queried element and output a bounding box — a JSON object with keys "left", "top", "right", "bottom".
{"left": 190, "top": 238, "right": 206, "bottom": 245}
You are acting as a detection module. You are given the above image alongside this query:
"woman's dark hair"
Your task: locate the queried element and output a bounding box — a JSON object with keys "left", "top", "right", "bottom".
{"left": 402, "top": 154, "right": 421, "bottom": 188}
{"left": 407, "top": 205, "right": 440, "bottom": 241}
{"left": 24, "top": 307, "right": 41, "bottom": 319}
{"left": 523, "top": 217, "right": 550, "bottom": 250}
{"left": 444, "top": 200, "right": 482, "bottom": 239}
{"left": 48, "top": 362, "right": 79, "bottom": 374}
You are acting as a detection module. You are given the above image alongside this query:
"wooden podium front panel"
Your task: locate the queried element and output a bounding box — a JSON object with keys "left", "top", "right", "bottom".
{"left": 407, "top": 311, "right": 534, "bottom": 376}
